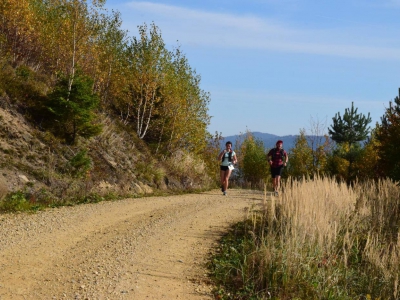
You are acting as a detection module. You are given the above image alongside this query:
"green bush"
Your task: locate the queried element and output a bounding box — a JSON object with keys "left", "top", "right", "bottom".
{"left": 45, "top": 70, "right": 102, "bottom": 144}
{"left": 0, "top": 191, "right": 31, "bottom": 212}
{"left": 69, "top": 149, "right": 92, "bottom": 178}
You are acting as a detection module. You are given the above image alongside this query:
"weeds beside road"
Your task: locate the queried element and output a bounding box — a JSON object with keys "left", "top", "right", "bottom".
{"left": 211, "top": 177, "right": 400, "bottom": 300}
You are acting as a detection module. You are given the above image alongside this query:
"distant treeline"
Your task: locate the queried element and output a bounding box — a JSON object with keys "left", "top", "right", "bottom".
{"left": 220, "top": 97, "right": 400, "bottom": 185}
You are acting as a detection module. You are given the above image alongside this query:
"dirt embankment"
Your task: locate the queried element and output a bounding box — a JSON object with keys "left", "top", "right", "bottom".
{"left": 0, "top": 189, "right": 264, "bottom": 299}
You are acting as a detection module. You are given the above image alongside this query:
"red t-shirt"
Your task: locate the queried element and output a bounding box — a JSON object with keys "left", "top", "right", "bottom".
{"left": 268, "top": 148, "right": 287, "bottom": 168}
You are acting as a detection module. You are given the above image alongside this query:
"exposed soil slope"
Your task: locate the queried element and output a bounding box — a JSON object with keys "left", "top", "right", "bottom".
{"left": 0, "top": 189, "right": 263, "bottom": 299}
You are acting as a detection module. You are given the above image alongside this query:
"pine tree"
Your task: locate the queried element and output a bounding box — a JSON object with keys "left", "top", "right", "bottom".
{"left": 328, "top": 102, "right": 372, "bottom": 182}
{"left": 328, "top": 102, "right": 371, "bottom": 147}
{"left": 46, "top": 71, "right": 102, "bottom": 144}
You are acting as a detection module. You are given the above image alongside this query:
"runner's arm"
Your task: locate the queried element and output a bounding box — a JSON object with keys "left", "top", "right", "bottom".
{"left": 218, "top": 150, "right": 226, "bottom": 161}
{"left": 232, "top": 153, "right": 238, "bottom": 164}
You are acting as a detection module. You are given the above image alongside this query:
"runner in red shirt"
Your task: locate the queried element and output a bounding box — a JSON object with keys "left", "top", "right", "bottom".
{"left": 267, "top": 140, "right": 288, "bottom": 196}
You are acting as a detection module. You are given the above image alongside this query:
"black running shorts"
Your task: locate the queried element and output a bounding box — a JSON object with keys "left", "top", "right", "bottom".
{"left": 270, "top": 165, "right": 284, "bottom": 178}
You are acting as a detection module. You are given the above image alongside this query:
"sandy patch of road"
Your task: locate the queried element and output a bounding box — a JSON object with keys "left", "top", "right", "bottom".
{"left": 0, "top": 189, "right": 264, "bottom": 299}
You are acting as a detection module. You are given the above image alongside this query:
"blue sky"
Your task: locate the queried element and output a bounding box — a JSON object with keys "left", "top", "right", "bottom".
{"left": 104, "top": 0, "right": 400, "bottom": 137}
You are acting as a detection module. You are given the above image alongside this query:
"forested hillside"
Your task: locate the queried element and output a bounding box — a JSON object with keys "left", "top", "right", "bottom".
{"left": 0, "top": 0, "right": 221, "bottom": 209}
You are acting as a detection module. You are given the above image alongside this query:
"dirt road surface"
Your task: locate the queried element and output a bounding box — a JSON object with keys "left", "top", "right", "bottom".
{"left": 0, "top": 189, "right": 264, "bottom": 299}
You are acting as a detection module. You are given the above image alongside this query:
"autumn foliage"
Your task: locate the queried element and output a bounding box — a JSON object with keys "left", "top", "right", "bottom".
{"left": 0, "top": 0, "right": 210, "bottom": 156}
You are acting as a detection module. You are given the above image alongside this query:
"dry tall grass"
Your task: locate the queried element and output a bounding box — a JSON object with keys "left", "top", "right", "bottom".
{"left": 246, "top": 176, "right": 400, "bottom": 299}
{"left": 164, "top": 149, "right": 213, "bottom": 189}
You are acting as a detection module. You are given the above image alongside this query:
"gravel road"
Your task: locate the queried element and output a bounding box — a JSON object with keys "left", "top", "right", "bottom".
{"left": 0, "top": 189, "right": 263, "bottom": 299}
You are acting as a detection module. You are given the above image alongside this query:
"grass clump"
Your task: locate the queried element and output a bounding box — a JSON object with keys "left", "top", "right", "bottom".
{"left": 0, "top": 190, "right": 38, "bottom": 212}
{"left": 210, "top": 219, "right": 267, "bottom": 299}
{"left": 165, "top": 149, "right": 213, "bottom": 189}
{"left": 209, "top": 176, "right": 400, "bottom": 299}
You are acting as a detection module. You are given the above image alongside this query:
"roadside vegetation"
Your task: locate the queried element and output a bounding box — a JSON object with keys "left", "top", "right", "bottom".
{"left": 210, "top": 176, "right": 400, "bottom": 299}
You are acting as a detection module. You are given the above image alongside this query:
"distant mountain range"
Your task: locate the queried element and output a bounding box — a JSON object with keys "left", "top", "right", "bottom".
{"left": 220, "top": 132, "right": 368, "bottom": 152}
{"left": 220, "top": 132, "right": 299, "bottom": 151}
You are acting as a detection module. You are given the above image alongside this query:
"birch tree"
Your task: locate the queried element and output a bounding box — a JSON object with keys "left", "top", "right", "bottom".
{"left": 159, "top": 47, "right": 210, "bottom": 155}
{"left": 30, "top": 0, "right": 103, "bottom": 84}
{"left": 94, "top": 10, "right": 128, "bottom": 107}
{"left": 122, "top": 23, "right": 167, "bottom": 139}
